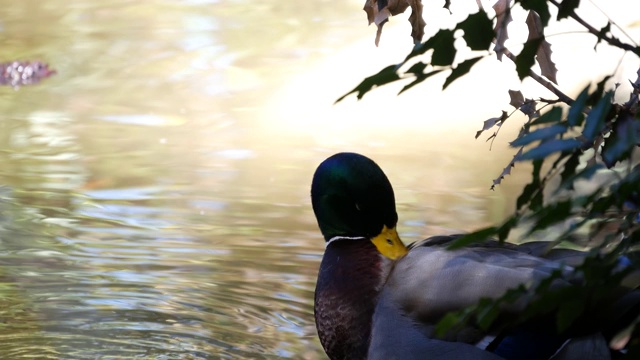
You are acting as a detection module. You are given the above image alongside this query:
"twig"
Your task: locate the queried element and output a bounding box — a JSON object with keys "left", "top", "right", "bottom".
{"left": 548, "top": 0, "right": 639, "bottom": 55}
{"left": 489, "top": 108, "right": 519, "bottom": 150}
{"left": 503, "top": 49, "right": 575, "bottom": 105}
{"left": 586, "top": 0, "right": 638, "bottom": 46}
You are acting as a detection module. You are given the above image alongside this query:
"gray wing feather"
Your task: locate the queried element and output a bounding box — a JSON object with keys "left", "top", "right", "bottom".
{"left": 385, "top": 243, "right": 572, "bottom": 320}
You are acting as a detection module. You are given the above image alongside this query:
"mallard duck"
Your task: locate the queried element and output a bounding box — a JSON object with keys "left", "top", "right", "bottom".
{"left": 311, "top": 152, "right": 639, "bottom": 360}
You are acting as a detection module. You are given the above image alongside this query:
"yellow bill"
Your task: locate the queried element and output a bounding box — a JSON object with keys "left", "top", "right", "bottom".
{"left": 371, "top": 225, "right": 408, "bottom": 260}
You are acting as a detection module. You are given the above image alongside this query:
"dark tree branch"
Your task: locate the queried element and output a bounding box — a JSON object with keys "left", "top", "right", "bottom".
{"left": 504, "top": 50, "right": 574, "bottom": 105}
{"left": 548, "top": 0, "right": 640, "bottom": 55}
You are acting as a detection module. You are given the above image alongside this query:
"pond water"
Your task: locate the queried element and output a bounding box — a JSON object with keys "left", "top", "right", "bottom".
{"left": 0, "top": 0, "right": 638, "bottom": 359}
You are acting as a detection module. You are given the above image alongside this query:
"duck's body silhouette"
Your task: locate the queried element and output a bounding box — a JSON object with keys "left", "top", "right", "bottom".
{"left": 311, "top": 152, "right": 638, "bottom": 360}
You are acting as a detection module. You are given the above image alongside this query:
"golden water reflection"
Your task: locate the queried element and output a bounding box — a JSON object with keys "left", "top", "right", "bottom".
{"left": 0, "top": 0, "right": 639, "bottom": 358}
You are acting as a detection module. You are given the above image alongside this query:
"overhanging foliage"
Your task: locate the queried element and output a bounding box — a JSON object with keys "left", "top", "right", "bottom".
{"left": 342, "top": 0, "right": 640, "bottom": 356}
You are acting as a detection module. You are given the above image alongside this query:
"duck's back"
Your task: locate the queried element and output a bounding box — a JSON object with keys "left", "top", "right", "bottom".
{"left": 369, "top": 236, "right": 616, "bottom": 360}
{"left": 369, "top": 287, "right": 505, "bottom": 360}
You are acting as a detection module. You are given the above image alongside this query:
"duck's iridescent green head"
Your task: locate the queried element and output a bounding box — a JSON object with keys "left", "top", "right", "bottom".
{"left": 311, "top": 152, "right": 407, "bottom": 259}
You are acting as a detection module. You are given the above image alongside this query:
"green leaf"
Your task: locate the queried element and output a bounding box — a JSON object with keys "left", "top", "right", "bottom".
{"left": 531, "top": 200, "right": 573, "bottom": 232}
{"left": 434, "top": 311, "right": 465, "bottom": 337}
{"left": 515, "top": 38, "right": 543, "bottom": 80}
{"left": 531, "top": 107, "right": 563, "bottom": 125}
{"left": 518, "top": 139, "right": 581, "bottom": 161}
{"left": 517, "top": 159, "right": 543, "bottom": 210}
{"left": 457, "top": 10, "right": 494, "bottom": 51}
{"left": 587, "top": 76, "right": 611, "bottom": 106}
{"left": 336, "top": 65, "right": 399, "bottom": 102}
{"left": 511, "top": 124, "right": 567, "bottom": 147}
{"left": 567, "top": 87, "right": 589, "bottom": 126}
{"left": 559, "top": 152, "right": 580, "bottom": 190}
{"left": 600, "top": 167, "right": 640, "bottom": 212}
{"left": 530, "top": 185, "right": 544, "bottom": 211}
{"left": 557, "top": 0, "right": 580, "bottom": 20}
{"left": 558, "top": 164, "right": 604, "bottom": 191}
{"left": 582, "top": 91, "right": 613, "bottom": 141}
{"left": 400, "top": 69, "right": 444, "bottom": 94}
{"left": 518, "top": 0, "right": 551, "bottom": 26}
{"left": 443, "top": 56, "right": 483, "bottom": 89}
{"left": 476, "top": 300, "right": 500, "bottom": 330}
{"left": 498, "top": 216, "right": 519, "bottom": 242}
{"left": 518, "top": 182, "right": 539, "bottom": 210}
{"left": 447, "top": 226, "right": 498, "bottom": 249}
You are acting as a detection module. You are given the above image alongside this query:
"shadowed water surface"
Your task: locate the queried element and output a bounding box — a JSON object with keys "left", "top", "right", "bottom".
{"left": 2, "top": 0, "right": 638, "bottom": 358}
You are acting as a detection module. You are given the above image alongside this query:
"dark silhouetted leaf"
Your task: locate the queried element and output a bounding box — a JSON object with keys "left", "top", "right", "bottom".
{"left": 582, "top": 91, "right": 613, "bottom": 141}
{"left": 443, "top": 56, "right": 483, "bottom": 89}
{"left": 400, "top": 69, "right": 444, "bottom": 94}
{"left": 457, "top": 10, "right": 494, "bottom": 51}
{"left": 518, "top": 0, "right": 551, "bottom": 26}
{"left": 536, "top": 40, "right": 557, "bottom": 84}
{"left": 511, "top": 123, "right": 566, "bottom": 147}
{"left": 525, "top": 11, "right": 557, "bottom": 84}
{"left": 517, "top": 159, "right": 543, "bottom": 210}
{"left": 557, "top": 0, "right": 580, "bottom": 20}
{"left": 509, "top": 89, "right": 525, "bottom": 109}
{"left": 531, "top": 200, "right": 573, "bottom": 232}
{"left": 516, "top": 37, "right": 543, "bottom": 80}
{"left": 493, "top": 0, "right": 512, "bottom": 60}
{"left": 498, "top": 215, "right": 519, "bottom": 242}
{"left": 443, "top": 0, "right": 451, "bottom": 11}
{"left": 491, "top": 148, "right": 523, "bottom": 190}
{"left": 405, "top": 61, "right": 427, "bottom": 75}
{"left": 404, "top": 29, "right": 457, "bottom": 65}
{"left": 336, "top": 64, "right": 399, "bottom": 102}
{"left": 476, "top": 111, "right": 508, "bottom": 139}
{"left": 588, "top": 75, "right": 611, "bottom": 105}
{"left": 363, "top": 0, "right": 425, "bottom": 45}
{"left": 520, "top": 99, "right": 540, "bottom": 119}
{"left": 559, "top": 152, "right": 580, "bottom": 190}
{"left": 432, "top": 29, "right": 457, "bottom": 66}
{"left": 519, "top": 139, "right": 581, "bottom": 161}
{"left": 558, "top": 164, "right": 604, "bottom": 191}
{"left": 408, "top": 0, "right": 426, "bottom": 44}
{"left": 447, "top": 226, "right": 498, "bottom": 249}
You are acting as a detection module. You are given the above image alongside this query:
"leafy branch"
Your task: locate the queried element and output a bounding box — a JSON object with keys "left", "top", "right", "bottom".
{"left": 549, "top": 0, "right": 640, "bottom": 55}
{"left": 503, "top": 49, "right": 573, "bottom": 104}
{"left": 341, "top": 0, "right": 640, "bottom": 354}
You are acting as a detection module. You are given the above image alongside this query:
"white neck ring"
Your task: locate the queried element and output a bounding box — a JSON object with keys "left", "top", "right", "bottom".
{"left": 325, "top": 236, "right": 367, "bottom": 248}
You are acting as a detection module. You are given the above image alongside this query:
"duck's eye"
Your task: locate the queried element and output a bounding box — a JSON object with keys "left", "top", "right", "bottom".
{"left": 386, "top": 239, "right": 393, "bottom": 245}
